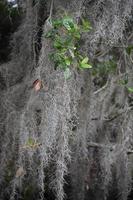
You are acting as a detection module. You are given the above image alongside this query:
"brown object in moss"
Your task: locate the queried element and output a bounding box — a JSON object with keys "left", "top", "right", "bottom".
{"left": 33, "top": 79, "right": 42, "bottom": 91}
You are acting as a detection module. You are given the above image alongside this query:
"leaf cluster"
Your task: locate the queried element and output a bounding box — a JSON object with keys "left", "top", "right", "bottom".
{"left": 45, "top": 15, "right": 92, "bottom": 78}
{"left": 119, "top": 74, "right": 133, "bottom": 93}
{"left": 22, "top": 138, "right": 41, "bottom": 149}
{"left": 126, "top": 45, "right": 133, "bottom": 55}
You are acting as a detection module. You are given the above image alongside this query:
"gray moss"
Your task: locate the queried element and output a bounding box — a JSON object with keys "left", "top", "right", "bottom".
{"left": 0, "top": 0, "right": 133, "bottom": 200}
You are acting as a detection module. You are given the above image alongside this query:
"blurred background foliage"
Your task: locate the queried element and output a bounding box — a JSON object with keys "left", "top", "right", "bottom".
{"left": 0, "top": 0, "right": 21, "bottom": 62}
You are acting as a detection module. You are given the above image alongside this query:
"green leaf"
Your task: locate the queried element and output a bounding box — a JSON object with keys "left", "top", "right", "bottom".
{"left": 74, "top": 31, "right": 81, "bottom": 39}
{"left": 27, "top": 138, "right": 35, "bottom": 146}
{"left": 64, "top": 57, "right": 71, "bottom": 66}
{"left": 52, "top": 19, "right": 62, "bottom": 28}
{"left": 60, "top": 48, "right": 67, "bottom": 54}
{"left": 81, "top": 57, "right": 89, "bottom": 64}
{"left": 45, "top": 29, "right": 57, "bottom": 39}
{"left": 80, "top": 57, "right": 92, "bottom": 68}
{"left": 64, "top": 68, "right": 71, "bottom": 79}
{"left": 45, "top": 31, "right": 52, "bottom": 38}
{"left": 78, "top": 54, "right": 83, "bottom": 60}
{"left": 45, "top": 30, "right": 53, "bottom": 38}
{"left": 122, "top": 80, "right": 128, "bottom": 85}
{"left": 81, "top": 18, "right": 92, "bottom": 32}
{"left": 119, "top": 80, "right": 127, "bottom": 86}
{"left": 45, "top": 15, "right": 93, "bottom": 76}
{"left": 53, "top": 39, "right": 62, "bottom": 49}
{"left": 64, "top": 36, "right": 73, "bottom": 47}
{"left": 63, "top": 17, "right": 74, "bottom": 30}
{"left": 126, "top": 45, "right": 133, "bottom": 55}
{"left": 119, "top": 74, "right": 128, "bottom": 85}
{"left": 127, "top": 87, "right": 133, "bottom": 93}
{"left": 80, "top": 63, "right": 92, "bottom": 69}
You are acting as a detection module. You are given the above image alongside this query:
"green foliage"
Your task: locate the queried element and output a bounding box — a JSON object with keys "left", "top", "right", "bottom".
{"left": 0, "top": 0, "right": 21, "bottom": 62}
{"left": 25, "top": 138, "right": 40, "bottom": 149}
{"left": 81, "top": 18, "right": 92, "bottom": 32}
{"left": 79, "top": 57, "right": 92, "bottom": 69}
{"left": 119, "top": 74, "right": 128, "bottom": 86}
{"left": 45, "top": 14, "right": 92, "bottom": 78}
{"left": 126, "top": 45, "right": 133, "bottom": 55}
{"left": 127, "top": 87, "right": 133, "bottom": 93}
{"left": 119, "top": 74, "right": 133, "bottom": 93}
{"left": 26, "top": 138, "right": 35, "bottom": 146}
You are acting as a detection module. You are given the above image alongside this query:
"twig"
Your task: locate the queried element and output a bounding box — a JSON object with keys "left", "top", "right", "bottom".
{"left": 46, "top": 0, "right": 54, "bottom": 25}
{"left": 94, "top": 49, "right": 110, "bottom": 58}
{"left": 88, "top": 142, "right": 111, "bottom": 149}
{"left": 103, "top": 111, "right": 124, "bottom": 122}
{"left": 103, "top": 106, "right": 132, "bottom": 122}
{"left": 127, "top": 33, "right": 133, "bottom": 42}
{"left": 94, "top": 80, "right": 109, "bottom": 95}
{"left": 49, "top": 0, "right": 54, "bottom": 20}
{"left": 130, "top": 53, "right": 133, "bottom": 64}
